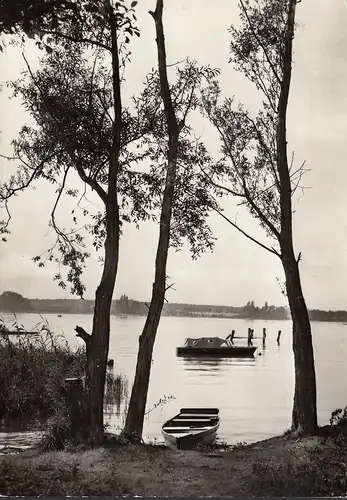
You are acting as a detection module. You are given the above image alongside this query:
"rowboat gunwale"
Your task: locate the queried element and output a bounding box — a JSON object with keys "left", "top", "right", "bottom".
{"left": 161, "top": 407, "right": 220, "bottom": 450}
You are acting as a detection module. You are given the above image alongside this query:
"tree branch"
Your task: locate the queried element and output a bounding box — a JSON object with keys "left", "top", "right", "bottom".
{"left": 0, "top": 152, "right": 56, "bottom": 201}
{"left": 74, "top": 162, "right": 108, "bottom": 205}
{"left": 37, "top": 29, "right": 112, "bottom": 52}
{"left": 149, "top": 1, "right": 179, "bottom": 133}
{"left": 180, "top": 80, "right": 197, "bottom": 127}
{"left": 199, "top": 163, "right": 246, "bottom": 198}
{"left": 214, "top": 206, "right": 281, "bottom": 257}
{"left": 75, "top": 325, "right": 91, "bottom": 344}
{"left": 51, "top": 166, "right": 71, "bottom": 238}
{"left": 242, "top": 179, "right": 280, "bottom": 239}
{"left": 243, "top": 113, "right": 280, "bottom": 189}
{"left": 22, "top": 52, "right": 109, "bottom": 206}
{"left": 240, "top": 0, "right": 281, "bottom": 85}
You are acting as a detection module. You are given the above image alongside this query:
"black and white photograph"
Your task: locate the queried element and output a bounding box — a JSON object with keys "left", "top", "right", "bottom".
{"left": 0, "top": 0, "right": 346, "bottom": 496}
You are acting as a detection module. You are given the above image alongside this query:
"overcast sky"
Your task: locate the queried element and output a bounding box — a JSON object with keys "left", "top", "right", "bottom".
{"left": 0, "top": 0, "right": 347, "bottom": 310}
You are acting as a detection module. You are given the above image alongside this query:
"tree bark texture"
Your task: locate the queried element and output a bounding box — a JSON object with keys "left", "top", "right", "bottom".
{"left": 123, "top": 0, "right": 180, "bottom": 442}
{"left": 277, "top": 0, "right": 317, "bottom": 435}
{"left": 83, "top": 2, "right": 122, "bottom": 444}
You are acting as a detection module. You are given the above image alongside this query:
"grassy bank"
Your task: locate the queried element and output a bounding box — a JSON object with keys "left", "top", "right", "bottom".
{"left": 1, "top": 426, "right": 347, "bottom": 496}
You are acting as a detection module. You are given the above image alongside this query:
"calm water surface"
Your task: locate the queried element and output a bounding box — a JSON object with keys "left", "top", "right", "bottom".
{"left": 1, "top": 313, "right": 346, "bottom": 449}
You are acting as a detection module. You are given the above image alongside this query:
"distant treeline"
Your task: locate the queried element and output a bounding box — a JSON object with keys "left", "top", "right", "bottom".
{"left": 308, "top": 309, "right": 347, "bottom": 323}
{"left": 0, "top": 291, "right": 346, "bottom": 323}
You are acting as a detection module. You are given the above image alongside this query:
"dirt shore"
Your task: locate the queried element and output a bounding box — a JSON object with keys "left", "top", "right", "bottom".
{"left": 1, "top": 427, "right": 347, "bottom": 497}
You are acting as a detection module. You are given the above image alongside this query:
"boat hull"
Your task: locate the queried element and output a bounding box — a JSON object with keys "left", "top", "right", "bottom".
{"left": 162, "top": 422, "right": 220, "bottom": 450}
{"left": 176, "top": 346, "right": 257, "bottom": 357}
{"left": 161, "top": 408, "right": 220, "bottom": 450}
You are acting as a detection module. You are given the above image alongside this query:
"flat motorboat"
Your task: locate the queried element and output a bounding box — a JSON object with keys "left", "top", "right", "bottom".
{"left": 176, "top": 336, "right": 257, "bottom": 358}
{"left": 161, "top": 407, "right": 220, "bottom": 450}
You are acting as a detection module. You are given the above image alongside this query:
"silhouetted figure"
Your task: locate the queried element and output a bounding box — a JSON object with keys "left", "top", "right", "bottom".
{"left": 277, "top": 330, "right": 282, "bottom": 344}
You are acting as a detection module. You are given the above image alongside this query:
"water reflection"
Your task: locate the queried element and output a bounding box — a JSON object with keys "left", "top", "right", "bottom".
{"left": 180, "top": 355, "right": 257, "bottom": 371}
{"left": 0, "top": 417, "right": 46, "bottom": 451}
{"left": 180, "top": 356, "right": 223, "bottom": 369}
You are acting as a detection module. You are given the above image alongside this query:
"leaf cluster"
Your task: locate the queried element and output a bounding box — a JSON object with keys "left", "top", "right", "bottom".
{"left": 200, "top": 0, "right": 304, "bottom": 256}
{"left": 1, "top": 44, "right": 222, "bottom": 294}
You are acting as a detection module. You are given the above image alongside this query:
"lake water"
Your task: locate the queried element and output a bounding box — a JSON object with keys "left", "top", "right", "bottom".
{"left": 1, "top": 313, "right": 347, "bottom": 450}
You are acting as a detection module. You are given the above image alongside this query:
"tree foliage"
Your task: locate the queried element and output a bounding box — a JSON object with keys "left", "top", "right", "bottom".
{"left": 1, "top": 40, "right": 221, "bottom": 296}
{"left": 200, "top": 0, "right": 306, "bottom": 254}
{"left": 0, "top": 0, "right": 139, "bottom": 52}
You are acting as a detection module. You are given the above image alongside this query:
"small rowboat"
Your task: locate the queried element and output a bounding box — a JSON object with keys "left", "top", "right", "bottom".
{"left": 161, "top": 408, "right": 220, "bottom": 450}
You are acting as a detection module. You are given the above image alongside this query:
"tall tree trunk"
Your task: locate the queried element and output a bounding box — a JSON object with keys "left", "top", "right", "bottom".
{"left": 78, "top": 2, "right": 122, "bottom": 444}
{"left": 123, "top": 0, "right": 180, "bottom": 442}
{"left": 280, "top": 247, "right": 317, "bottom": 435}
{"left": 276, "top": 0, "right": 318, "bottom": 436}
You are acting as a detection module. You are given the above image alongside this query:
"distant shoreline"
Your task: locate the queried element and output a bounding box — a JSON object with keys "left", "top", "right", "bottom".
{"left": 0, "top": 291, "right": 346, "bottom": 323}
{"left": 1, "top": 309, "right": 347, "bottom": 323}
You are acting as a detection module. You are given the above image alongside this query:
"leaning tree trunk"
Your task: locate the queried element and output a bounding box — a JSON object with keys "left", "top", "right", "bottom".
{"left": 281, "top": 246, "right": 318, "bottom": 435}
{"left": 123, "top": 141, "right": 179, "bottom": 442}
{"left": 123, "top": 0, "right": 180, "bottom": 442}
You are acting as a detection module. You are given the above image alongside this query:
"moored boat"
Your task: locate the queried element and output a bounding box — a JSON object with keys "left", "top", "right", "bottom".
{"left": 161, "top": 407, "right": 220, "bottom": 450}
{"left": 176, "top": 336, "right": 257, "bottom": 357}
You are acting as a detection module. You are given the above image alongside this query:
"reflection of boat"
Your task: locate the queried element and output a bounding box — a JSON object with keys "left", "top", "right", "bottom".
{"left": 161, "top": 408, "right": 220, "bottom": 450}
{"left": 177, "top": 336, "right": 257, "bottom": 358}
{"left": 182, "top": 356, "right": 223, "bottom": 368}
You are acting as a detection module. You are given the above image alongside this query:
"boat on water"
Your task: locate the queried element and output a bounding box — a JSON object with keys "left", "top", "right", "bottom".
{"left": 161, "top": 408, "right": 220, "bottom": 450}
{"left": 176, "top": 336, "right": 257, "bottom": 358}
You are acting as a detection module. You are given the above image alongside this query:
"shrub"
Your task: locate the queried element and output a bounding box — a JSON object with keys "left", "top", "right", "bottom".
{"left": 0, "top": 327, "right": 86, "bottom": 420}
{"left": 0, "top": 317, "right": 129, "bottom": 450}
{"left": 330, "top": 407, "right": 347, "bottom": 426}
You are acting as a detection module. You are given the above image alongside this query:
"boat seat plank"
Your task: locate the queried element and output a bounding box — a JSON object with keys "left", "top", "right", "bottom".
{"left": 174, "top": 416, "right": 217, "bottom": 419}
{"left": 172, "top": 418, "right": 213, "bottom": 422}
{"left": 174, "top": 413, "right": 218, "bottom": 418}
{"left": 180, "top": 408, "right": 219, "bottom": 413}
{"left": 163, "top": 426, "right": 210, "bottom": 432}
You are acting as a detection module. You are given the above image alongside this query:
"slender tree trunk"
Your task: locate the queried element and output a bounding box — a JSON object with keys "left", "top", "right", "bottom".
{"left": 123, "top": 149, "right": 178, "bottom": 441}
{"left": 123, "top": 0, "right": 180, "bottom": 442}
{"left": 276, "top": 0, "right": 318, "bottom": 436}
{"left": 80, "top": 2, "right": 122, "bottom": 444}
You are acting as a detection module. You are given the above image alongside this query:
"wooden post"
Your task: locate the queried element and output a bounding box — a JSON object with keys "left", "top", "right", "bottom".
{"left": 231, "top": 330, "right": 235, "bottom": 342}
{"left": 262, "top": 327, "right": 266, "bottom": 349}
{"left": 247, "top": 328, "right": 252, "bottom": 346}
{"left": 65, "top": 377, "right": 85, "bottom": 441}
{"left": 277, "top": 330, "right": 282, "bottom": 343}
